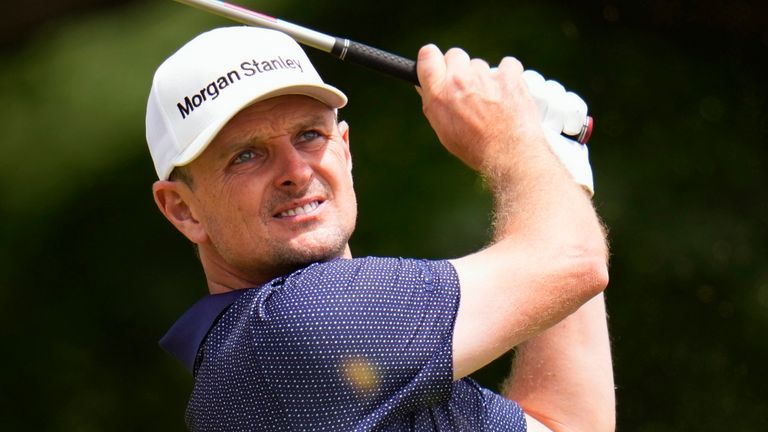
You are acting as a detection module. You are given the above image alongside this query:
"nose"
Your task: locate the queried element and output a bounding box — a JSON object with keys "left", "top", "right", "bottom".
{"left": 272, "top": 142, "right": 313, "bottom": 191}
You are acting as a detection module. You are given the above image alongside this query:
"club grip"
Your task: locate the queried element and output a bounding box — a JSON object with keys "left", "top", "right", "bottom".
{"left": 332, "top": 38, "right": 419, "bottom": 85}
{"left": 331, "top": 37, "right": 593, "bottom": 144}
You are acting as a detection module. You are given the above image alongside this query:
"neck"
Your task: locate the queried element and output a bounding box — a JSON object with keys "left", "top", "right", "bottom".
{"left": 199, "top": 244, "right": 353, "bottom": 295}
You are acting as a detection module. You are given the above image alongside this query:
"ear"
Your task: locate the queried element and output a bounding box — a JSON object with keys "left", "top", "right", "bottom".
{"left": 338, "top": 120, "right": 352, "bottom": 171}
{"left": 152, "top": 180, "right": 208, "bottom": 244}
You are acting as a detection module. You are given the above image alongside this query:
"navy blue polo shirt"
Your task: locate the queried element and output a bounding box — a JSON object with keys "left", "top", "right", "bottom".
{"left": 161, "top": 257, "right": 526, "bottom": 431}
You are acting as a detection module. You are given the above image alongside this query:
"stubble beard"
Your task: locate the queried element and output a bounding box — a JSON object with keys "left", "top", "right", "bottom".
{"left": 263, "top": 221, "right": 354, "bottom": 275}
{"left": 258, "top": 179, "right": 356, "bottom": 275}
{"left": 207, "top": 218, "right": 354, "bottom": 286}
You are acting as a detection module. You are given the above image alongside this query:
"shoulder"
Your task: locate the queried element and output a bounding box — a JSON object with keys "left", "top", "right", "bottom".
{"left": 275, "top": 257, "right": 459, "bottom": 302}
{"left": 305, "top": 256, "right": 457, "bottom": 286}
{"left": 241, "top": 256, "right": 461, "bottom": 338}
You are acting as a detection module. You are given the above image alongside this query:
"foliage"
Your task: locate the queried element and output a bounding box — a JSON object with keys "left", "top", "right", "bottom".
{"left": 1, "top": 0, "right": 766, "bottom": 430}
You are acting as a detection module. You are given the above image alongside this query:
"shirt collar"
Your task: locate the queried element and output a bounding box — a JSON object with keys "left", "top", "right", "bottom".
{"left": 159, "top": 289, "right": 247, "bottom": 374}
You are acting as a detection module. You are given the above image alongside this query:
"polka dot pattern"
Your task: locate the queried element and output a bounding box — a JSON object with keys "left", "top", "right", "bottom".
{"left": 181, "top": 257, "right": 526, "bottom": 431}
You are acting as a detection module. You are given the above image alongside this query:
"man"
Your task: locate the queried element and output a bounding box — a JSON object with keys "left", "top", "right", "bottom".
{"left": 147, "top": 26, "right": 613, "bottom": 431}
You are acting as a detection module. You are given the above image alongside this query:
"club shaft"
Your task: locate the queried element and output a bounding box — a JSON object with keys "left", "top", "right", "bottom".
{"left": 171, "top": 0, "right": 591, "bottom": 143}
{"left": 172, "top": 0, "right": 418, "bottom": 84}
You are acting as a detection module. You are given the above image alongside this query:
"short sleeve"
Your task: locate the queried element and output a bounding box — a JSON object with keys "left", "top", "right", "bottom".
{"left": 250, "top": 257, "right": 460, "bottom": 430}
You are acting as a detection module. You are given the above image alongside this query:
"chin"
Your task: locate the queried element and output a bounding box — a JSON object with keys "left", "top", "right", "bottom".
{"left": 269, "top": 230, "right": 350, "bottom": 272}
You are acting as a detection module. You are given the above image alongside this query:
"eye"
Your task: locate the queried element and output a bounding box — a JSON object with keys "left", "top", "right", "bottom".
{"left": 298, "top": 130, "right": 322, "bottom": 143}
{"left": 232, "top": 149, "right": 258, "bottom": 165}
{"left": 295, "top": 129, "right": 329, "bottom": 152}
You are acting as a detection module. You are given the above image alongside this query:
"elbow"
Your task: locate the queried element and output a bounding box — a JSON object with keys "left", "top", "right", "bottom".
{"left": 542, "top": 245, "right": 609, "bottom": 311}
{"left": 585, "top": 254, "right": 609, "bottom": 297}
{"left": 553, "top": 223, "right": 610, "bottom": 304}
{"left": 577, "top": 220, "right": 610, "bottom": 299}
{"left": 567, "top": 250, "right": 609, "bottom": 303}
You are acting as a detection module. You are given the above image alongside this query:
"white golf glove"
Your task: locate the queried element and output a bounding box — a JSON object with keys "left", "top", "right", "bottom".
{"left": 521, "top": 70, "right": 595, "bottom": 196}
{"left": 543, "top": 130, "right": 594, "bottom": 195}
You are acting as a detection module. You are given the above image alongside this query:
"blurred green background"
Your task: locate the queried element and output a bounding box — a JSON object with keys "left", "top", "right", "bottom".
{"left": 1, "top": 0, "right": 766, "bottom": 430}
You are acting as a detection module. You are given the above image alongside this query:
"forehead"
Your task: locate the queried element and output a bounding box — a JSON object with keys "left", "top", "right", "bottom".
{"left": 182, "top": 95, "right": 339, "bottom": 175}
{"left": 212, "top": 95, "right": 336, "bottom": 145}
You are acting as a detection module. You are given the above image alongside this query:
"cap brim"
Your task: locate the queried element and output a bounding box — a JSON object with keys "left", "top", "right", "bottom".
{"left": 164, "top": 83, "right": 347, "bottom": 179}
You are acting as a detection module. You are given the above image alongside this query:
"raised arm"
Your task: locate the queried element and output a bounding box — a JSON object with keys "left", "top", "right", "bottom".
{"left": 504, "top": 293, "right": 615, "bottom": 431}
{"left": 415, "top": 44, "right": 610, "bottom": 428}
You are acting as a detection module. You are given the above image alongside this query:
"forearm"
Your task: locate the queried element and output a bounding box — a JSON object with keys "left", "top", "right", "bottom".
{"left": 416, "top": 44, "right": 606, "bottom": 268}
{"left": 504, "top": 293, "right": 615, "bottom": 432}
{"left": 488, "top": 120, "right": 613, "bottom": 430}
{"left": 481, "top": 110, "right": 607, "bottom": 259}
{"left": 481, "top": 131, "right": 610, "bottom": 339}
{"left": 417, "top": 45, "right": 610, "bottom": 379}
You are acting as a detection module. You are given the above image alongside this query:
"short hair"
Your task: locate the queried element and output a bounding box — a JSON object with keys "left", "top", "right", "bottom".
{"left": 169, "top": 165, "right": 194, "bottom": 189}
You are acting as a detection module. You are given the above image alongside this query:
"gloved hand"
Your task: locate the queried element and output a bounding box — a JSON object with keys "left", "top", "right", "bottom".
{"left": 521, "top": 70, "right": 595, "bottom": 196}
{"left": 543, "top": 130, "right": 594, "bottom": 196}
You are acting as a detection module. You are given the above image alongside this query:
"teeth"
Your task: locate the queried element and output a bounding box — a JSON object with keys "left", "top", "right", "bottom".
{"left": 279, "top": 201, "right": 319, "bottom": 218}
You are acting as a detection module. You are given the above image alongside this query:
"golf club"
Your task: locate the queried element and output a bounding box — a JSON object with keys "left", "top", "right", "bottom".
{"left": 172, "top": 0, "right": 593, "bottom": 144}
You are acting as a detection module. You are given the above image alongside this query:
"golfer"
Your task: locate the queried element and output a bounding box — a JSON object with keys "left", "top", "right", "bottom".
{"left": 147, "top": 26, "right": 613, "bottom": 431}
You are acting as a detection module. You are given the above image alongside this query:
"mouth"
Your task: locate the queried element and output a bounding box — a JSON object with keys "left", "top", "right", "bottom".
{"left": 274, "top": 200, "right": 324, "bottom": 218}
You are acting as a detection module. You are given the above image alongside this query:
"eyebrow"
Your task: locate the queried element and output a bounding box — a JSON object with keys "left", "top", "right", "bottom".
{"left": 292, "top": 113, "right": 337, "bottom": 136}
{"left": 213, "top": 112, "right": 337, "bottom": 163}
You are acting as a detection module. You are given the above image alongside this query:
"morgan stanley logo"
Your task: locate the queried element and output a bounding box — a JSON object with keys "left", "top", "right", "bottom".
{"left": 176, "top": 56, "right": 304, "bottom": 120}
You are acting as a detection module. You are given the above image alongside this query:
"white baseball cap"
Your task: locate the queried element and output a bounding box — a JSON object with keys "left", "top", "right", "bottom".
{"left": 146, "top": 26, "right": 348, "bottom": 180}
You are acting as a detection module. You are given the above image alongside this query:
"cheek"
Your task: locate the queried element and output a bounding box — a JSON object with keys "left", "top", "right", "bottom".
{"left": 199, "top": 182, "right": 266, "bottom": 236}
